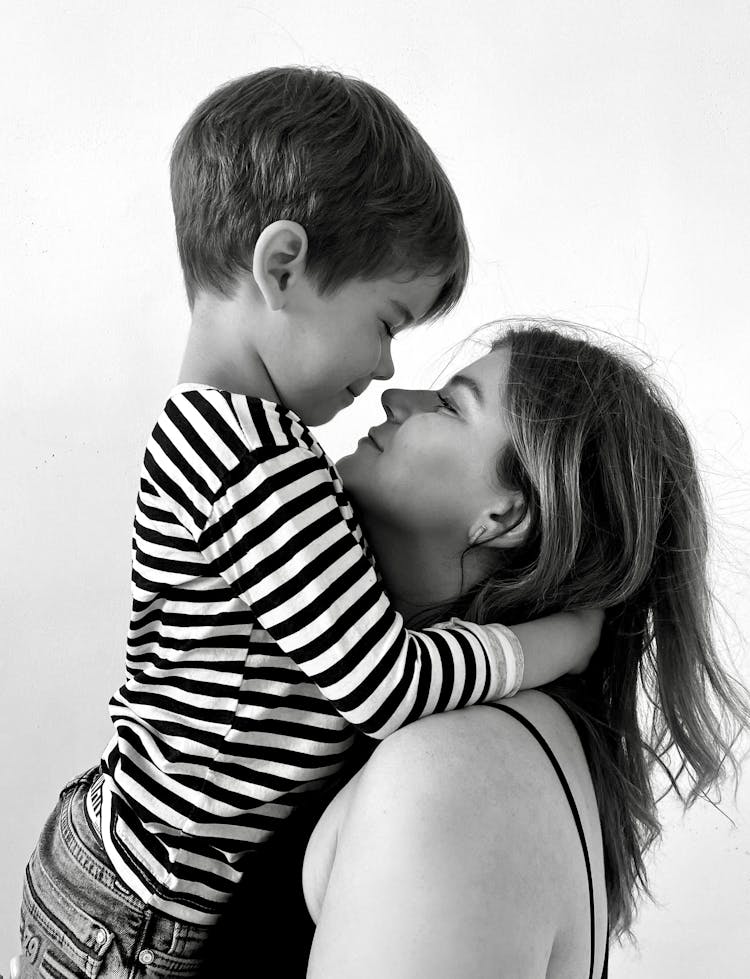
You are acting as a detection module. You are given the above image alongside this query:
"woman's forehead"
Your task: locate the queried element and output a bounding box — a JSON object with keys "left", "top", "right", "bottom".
{"left": 447, "top": 347, "right": 509, "bottom": 406}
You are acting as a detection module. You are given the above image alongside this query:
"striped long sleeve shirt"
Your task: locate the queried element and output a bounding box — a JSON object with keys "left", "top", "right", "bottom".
{"left": 86, "top": 384, "right": 524, "bottom": 923}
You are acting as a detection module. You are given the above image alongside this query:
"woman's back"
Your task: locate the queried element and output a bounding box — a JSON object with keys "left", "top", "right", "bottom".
{"left": 304, "top": 690, "right": 608, "bottom": 978}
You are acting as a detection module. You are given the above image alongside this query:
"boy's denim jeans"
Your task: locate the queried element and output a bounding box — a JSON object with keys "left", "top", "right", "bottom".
{"left": 19, "top": 768, "right": 212, "bottom": 978}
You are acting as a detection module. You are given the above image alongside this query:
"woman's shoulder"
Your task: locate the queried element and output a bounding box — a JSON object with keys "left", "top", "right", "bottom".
{"left": 307, "top": 692, "right": 601, "bottom": 884}
{"left": 365, "top": 691, "right": 604, "bottom": 889}
{"left": 364, "top": 690, "right": 591, "bottom": 793}
{"left": 308, "top": 691, "right": 597, "bottom": 860}
{"left": 304, "top": 691, "right": 608, "bottom": 976}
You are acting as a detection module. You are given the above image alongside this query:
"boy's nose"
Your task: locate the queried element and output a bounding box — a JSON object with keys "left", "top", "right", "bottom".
{"left": 381, "top": 388, "right": 435, "bottom": 422}
{"left": 374, "top": 340, "right": 395, "bottom": 381}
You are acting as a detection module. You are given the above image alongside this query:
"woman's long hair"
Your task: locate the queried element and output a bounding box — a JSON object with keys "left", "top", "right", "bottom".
{"left": 438, "top": 321, "right": 749, "bottom": 938}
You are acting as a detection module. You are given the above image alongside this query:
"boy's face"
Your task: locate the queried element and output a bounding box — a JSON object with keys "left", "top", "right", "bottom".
{"left": 263, "top": 272, "right": 445, "bottom": 426}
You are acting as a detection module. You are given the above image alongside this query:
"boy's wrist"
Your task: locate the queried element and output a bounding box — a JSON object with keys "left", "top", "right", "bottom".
{"left": 487, "top": 623, "right": 524, "bottom": 697}
{"left": 449, "top": 620, "right": 524, "bottom": 699}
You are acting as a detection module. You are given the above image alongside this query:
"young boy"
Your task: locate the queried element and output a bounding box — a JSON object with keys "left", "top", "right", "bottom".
{"left": 18, "top": 67, "right": 600, "bottom": 976}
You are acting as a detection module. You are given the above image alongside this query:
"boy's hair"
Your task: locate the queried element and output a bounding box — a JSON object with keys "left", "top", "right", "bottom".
{"left": 170, "top": 67, "right": 469, "bottom": 313}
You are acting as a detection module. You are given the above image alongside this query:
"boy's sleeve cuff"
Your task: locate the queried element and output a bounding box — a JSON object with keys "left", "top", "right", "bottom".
{"left": 449, "top": 619, "right": 524, "bottom": 699}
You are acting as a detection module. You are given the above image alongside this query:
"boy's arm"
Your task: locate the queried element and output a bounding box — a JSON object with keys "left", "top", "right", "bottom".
{"left": 200, "top": 447, "right": 600, "bottom": 732}
{"left": 195, "top": 450, "right": 519, "bottom": 739}
{"left": 196, "top": 445, "right": 519, "bottom": 738}
{"left": 508, "top": 608, "right": 604, "bottom": 691}
{"left": 163, "top": 391, "right": 592, "bottom": 738}
{"left": 455, "top": 610, "right": 602, "bottom": 698}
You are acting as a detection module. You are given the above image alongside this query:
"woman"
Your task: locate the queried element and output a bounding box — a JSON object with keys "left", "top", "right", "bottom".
{"left": 301, "top": 321, "right": 748, "bottom": 977}
{"left": 11, "top": 320, "right": 747, "bottom": 978}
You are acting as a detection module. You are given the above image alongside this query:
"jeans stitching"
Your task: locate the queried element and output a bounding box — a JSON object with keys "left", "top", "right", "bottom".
{"left": 22, "top": 870, "right": 102, "bottom": 976}
{"left": 59, "top": 786, "right": 143, "bottom": 910}
{"left": 25, "top": 783, "right": 213, "bottom": 976}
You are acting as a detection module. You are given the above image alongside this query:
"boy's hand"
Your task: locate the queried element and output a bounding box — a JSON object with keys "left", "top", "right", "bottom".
{"left": 511, "top": 608, "right": 605, "bottom": 691}
{"left": 564, "top": 608, "right": 605, "bottom": 674}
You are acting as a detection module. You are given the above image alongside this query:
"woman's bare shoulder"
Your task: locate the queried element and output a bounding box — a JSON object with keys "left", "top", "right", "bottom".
{"left": 376, "top": 692, "right": 591, "bottom": 811}
{"left": 362, "top": 690, "right": 604, "bottom": 898}
{"left": 362, "top": 690, "right": 588, "bottom": 793}
{"left": 304, "top": 691, "right": 606, "bottom": 977}
{"left": 307, "top": 691, "right": 595, "bottom": 874}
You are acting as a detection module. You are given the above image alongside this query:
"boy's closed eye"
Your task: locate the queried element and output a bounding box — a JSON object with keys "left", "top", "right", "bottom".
{"left": 388, "top": 299, "right": 416, "bottom": 331}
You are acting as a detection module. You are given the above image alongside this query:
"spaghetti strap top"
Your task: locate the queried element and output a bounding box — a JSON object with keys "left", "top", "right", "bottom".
{"left": 485, "top": 703, "right": 609, "bottom": 979}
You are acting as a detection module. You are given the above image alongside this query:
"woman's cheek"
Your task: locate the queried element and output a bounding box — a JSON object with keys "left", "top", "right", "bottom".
{"left": 402, "top": 450, "right": 452, "bottom": 504}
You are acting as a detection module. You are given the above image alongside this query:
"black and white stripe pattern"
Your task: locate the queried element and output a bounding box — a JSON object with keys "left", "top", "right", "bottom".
{"left": 87, "top": 384, "right": 523, "bottom": 923}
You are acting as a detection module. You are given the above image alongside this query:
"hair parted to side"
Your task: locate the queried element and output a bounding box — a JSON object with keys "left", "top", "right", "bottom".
{"left": 436, "top": 320, "right": 749, "bottom": 939}
{"left": 170, "top": 67, "right": 469, "bottom": 312}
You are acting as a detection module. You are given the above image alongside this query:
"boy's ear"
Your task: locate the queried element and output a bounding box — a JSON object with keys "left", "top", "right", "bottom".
{"left": 252, "top": 220, "right": 309, "bottom": 311}
{"left": 467, "top": 492, "right": 530, "bottom": 550}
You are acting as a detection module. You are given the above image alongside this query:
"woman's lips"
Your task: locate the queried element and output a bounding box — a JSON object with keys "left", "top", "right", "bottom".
{"left": 366, "top": 429, "right": 383, "bottom": 451}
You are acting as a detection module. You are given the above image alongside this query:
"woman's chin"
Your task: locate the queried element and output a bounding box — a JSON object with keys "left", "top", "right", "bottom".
{"left": 335, "top": 450, "right": 355, "bottom": 479}
{"left": 336, "top": 440, "right": 371, "bottom": 484}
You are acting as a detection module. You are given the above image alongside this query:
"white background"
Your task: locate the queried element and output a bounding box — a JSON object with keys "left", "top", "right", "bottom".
{"left": 2, "top": 1, "right": 749, "bottom": 974}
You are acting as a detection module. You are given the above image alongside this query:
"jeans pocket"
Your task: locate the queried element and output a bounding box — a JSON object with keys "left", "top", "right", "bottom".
{"left": 22, "top": 855, "right": 112, "bottom": 978}
{"left": 38, "top": 947, "right": 87, "bottom": 978}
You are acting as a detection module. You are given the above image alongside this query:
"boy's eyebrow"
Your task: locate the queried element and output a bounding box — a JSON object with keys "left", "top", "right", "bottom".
{"left": 446, "top": 374, "right": 484, "bottom": 407}
{"left": 389, "top": 300, "right": 415, "bottom": 326}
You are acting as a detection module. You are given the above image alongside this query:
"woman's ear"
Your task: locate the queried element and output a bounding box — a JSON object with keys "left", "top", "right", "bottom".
{"left": 467, "top": 492, "right": 530, "bottom": 549}
{"left": 252, "top": 220, "right": 309, "bottom": 310}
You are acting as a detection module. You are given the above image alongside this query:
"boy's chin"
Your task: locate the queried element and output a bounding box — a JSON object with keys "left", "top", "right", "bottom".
{"left": 304, "top": 408, "right": 338, "bottom": 427}
{"left": 297, "top": 393, "right": 352, "bottom": 428}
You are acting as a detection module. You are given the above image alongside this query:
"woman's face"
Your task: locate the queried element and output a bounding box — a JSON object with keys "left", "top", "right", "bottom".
{"left": 338, "top": 346, "right": 514, "bottom": 543}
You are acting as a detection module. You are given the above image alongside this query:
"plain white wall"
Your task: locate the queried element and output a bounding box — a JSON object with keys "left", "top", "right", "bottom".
{"left": 2, "top": 1, "right": 749, "bottom": 973}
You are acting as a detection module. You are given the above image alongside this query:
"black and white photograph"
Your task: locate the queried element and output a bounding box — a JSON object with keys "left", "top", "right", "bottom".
{"left": 2, "top": 3, "right": 749, "bottom": 976}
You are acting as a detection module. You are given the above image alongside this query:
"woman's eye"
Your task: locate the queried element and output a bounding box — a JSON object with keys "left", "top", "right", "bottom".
{"left": 380, "top": 321, "right": 395, "bottom": 339}
{"left": 436, "top": 392, "right": 456, "bottom": 413}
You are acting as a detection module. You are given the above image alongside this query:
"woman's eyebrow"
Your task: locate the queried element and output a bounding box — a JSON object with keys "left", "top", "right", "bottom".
{"left": 446, "top": 374, "right": 484, "bottom": 407}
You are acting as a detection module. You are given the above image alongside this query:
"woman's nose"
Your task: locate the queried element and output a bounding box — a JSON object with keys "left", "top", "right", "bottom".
{"left": 381, "top": 388, "right": 435, "bottom": 422}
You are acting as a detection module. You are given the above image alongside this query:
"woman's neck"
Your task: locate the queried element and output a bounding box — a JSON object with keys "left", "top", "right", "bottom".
{"left": 358, "top": 514, "right": 490, "bottom": 625}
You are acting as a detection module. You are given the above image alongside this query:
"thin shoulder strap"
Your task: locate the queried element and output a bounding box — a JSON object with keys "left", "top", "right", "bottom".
{"left": 485, "top": 702, "right": 608, "bottom": 979}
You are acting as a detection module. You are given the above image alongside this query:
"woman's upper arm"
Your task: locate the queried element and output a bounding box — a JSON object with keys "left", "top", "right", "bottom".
{"left": 306, "top": 708, "right": 564, "bottom": 979}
